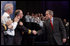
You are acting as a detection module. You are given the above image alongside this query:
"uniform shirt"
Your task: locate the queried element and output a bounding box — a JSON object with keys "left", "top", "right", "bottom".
{"left": 34, "top": 17, "right": 41, "bottom": 24}
{"left": 33, "top": 17, "right": 37, "bottom": 23}
{"left": 30, "top": 16, "right": 34, "bottom": 22}
{"left": 1, "top": 12, "right": 18, "bottom": 36}
{"left": 39, "top": 20, "right": 44, "bottom": 27}
{"left": 25, "top": 15, "right": 31, "bottom": 22}
{"left": 37, "top": 17, "right": 41, "bottom": 24}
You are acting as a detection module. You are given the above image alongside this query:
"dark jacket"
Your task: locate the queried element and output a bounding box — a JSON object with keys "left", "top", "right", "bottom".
{"left": 13, "top": 19, "right": 32, "bottom": 45}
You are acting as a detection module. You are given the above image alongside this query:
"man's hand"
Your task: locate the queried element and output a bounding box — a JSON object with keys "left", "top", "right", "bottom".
{"left": 68, "top": 37, "right": 69, "bottom": 39}
{"left": 6, "top": 20, "right": 13, "bottom": 26}
{"left": 63, "top": 39, "right": 66, "bottom": 43}
{"left": 45, "top": 16, "right": 48, "bottom": 20}
{"left": 8, "top": 26, "right": 13, "bottom": 29}
{"left": 14, "top": 16, "right": 20, "bottom": 22}
{"left": 32, "top": 30, "right": 37, "bottom": 35}
{"left": 22, "top": 32, "right": 24, "bottom": 34}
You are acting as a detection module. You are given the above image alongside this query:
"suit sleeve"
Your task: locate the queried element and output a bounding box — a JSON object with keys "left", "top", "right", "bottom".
{"left": 1, "top": 24, "right": 8, "bottom": 32}
{"left": 17, "top": 22, "right": 32, "bottom": 34}
{"left": 66, "top": 26, "right": 69, "bottom": 37}
{"left": 37, "top": 22, "right": 46, "bottom": 35}
{"left": 1, "top": 24, "right": 4, "bottom": 32}
{"left": 59, "top": 18, "right": 66, "bottom": 39}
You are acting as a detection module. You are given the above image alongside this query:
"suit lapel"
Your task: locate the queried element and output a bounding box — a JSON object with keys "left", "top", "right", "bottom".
{"left": 47, "top": 19, "right": 53, "bottom": 31}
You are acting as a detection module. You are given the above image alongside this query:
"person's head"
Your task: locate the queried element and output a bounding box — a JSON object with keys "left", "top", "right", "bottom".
{"left": 41, "top": 17, "right": 45, "bottom": 21}
{"left": 38, "top": 13, "right": 40, "bottom": 17}
{"left": 15, "top": 9, "right": 23, "bottom": 19}
{"left": 27, "top": 12, "right": 29, "bottom": 15}
{"left": 4, "top": 4, "right": 13, "bottom": 15}
{"left": 45, "top": 10, "right": 53, "bottom": 19}
{"left": 41, "top": 13, "right": 43, "bottom": 16}
{"left": 34, "top": 14, "right": 37, "bottom": 18}
{"left": 35, "top": 13, "right": 38, "bottom": 17}
{"left": 63, "top": 19, "right": 66, "bottom": 23}
{"left": 31, "top": 13, "right": 34, "bottom": 16}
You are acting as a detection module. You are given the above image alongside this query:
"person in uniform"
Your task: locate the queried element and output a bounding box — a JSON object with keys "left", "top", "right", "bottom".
{"left": 1, "top": 16, "right": 13, "bottom": 45}
{"left": 13, "top": 9, "right": 35, "bottom": 45}
{"left": 25, "top": 12, "right": 31, "bottom": 29}
{"left": 30, "top": 13, "right": 35, "bottom": 30}
{"left": 1, "top": 4, "right": 19, "bottom": 45}
{"left": 1, "top": 21, "right": 14, "bottom": 45}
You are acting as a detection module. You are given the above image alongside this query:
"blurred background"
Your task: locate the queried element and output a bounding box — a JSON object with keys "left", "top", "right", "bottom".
{"left": 1, "top": 1, "right": 69, "bottom": 21}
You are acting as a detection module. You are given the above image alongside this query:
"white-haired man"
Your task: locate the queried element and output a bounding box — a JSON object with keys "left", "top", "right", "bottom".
{"left": 1, "top": 4, "right": 19, "bottom": 45}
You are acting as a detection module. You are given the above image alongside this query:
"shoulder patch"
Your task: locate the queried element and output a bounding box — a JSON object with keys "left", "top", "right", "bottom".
{"left": 7, "top": 16, "right": 10, "bottom": 18}
{"left": 19, "top": 21, "right": 23, "bottom": 26}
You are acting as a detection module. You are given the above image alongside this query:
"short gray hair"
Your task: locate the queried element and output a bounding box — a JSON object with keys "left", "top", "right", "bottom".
{"left": 46, "top": 10, "right": 54, "bottom": 16}
{"left": 4, "top": 4, "right": 13, "bottom": 11}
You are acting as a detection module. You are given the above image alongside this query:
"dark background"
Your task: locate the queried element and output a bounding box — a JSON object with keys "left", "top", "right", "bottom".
{"left": 16, "top": 1, "right": 69, "bottom": 22}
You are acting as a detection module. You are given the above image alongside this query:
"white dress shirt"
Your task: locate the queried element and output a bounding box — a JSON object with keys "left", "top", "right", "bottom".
{"left": 50, "top": 17, "right": 53, "bottom": 25}
{"left": 1, "top": 12, "right": 18, "bottom": 36}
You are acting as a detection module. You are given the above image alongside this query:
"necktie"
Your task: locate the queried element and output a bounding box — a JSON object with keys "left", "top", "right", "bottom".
{"left": 50, "top": 20, "right": 53, "bottom": 31}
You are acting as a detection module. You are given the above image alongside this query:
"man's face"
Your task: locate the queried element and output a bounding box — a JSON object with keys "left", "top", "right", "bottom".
{"left": 9, "top": 6, "right": 13, "bottom": 15}
{"left": 32, "top": 13, "right": 34, "bottom": 16}
{"left": 19, "top": 11, "right": 23, "bottom": 19}
{"left": 38, "top": 13, "right": 40, "bottom": 16}
{"left": 63, "top": 19, "right": 66, "bottom": 22}
{"left": 27, "top": 12, "right": 29, "bottom": 15}
{"left": 45, "top": 11, "right": 51, "bottom": 19}
{"left": 41, "top": 14, "right": 43, "bottom": 16}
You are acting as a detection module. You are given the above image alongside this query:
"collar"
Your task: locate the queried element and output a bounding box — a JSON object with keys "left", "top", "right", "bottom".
{"left": 4, "top": 12, "right": 10, "bottom": 16}
{"left": 51, "top": 17, "right": 53, "bottom": 21}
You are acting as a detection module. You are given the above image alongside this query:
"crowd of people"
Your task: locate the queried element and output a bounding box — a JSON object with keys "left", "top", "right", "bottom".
{"left": 1, "top": 4, "right": 69, "bottom": 45}
{"left": 25, "top": 12, "right": 46, "bottom": 28}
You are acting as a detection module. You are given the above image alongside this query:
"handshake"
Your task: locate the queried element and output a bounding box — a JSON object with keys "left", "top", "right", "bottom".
{"left": 32, "top": 30, "right": 37, "bottom": 35}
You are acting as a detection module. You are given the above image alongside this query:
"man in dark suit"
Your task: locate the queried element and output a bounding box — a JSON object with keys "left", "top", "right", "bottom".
{"left": 32, "top": 10, "right": 66, "bottom": 45}
{"left": 13, "top": 9, "right": 34, "bottom": 45}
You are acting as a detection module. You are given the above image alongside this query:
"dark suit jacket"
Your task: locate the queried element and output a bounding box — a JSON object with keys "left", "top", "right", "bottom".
{"left": 13, "top": 20, "right": 32, "bottom": 45}
{"left": 37, "top": 17, "right": 66, "bottom": 45}
{"left": 15, "top": 20, "right": 30, "bottom": 37}
{"left": 11, "top": 18, "right": 31, "bottom": 37}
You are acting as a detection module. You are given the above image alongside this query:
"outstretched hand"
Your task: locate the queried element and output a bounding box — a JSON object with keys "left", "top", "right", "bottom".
{"left": 32, "top": 30, "right": 37, "bottom": 35}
